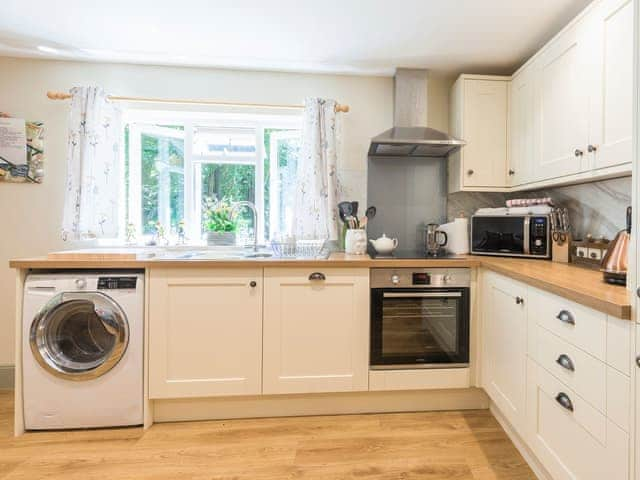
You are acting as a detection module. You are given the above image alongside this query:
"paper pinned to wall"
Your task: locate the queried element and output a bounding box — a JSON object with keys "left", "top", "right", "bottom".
{"left": 0, "top": 117, "right": 26, "bottom": 163}
{"left": 0, "top": 115, "right": 44, "bottom": 183}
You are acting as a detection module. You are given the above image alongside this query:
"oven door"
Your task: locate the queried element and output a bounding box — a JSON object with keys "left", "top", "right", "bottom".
{"left": 370, "top": 288, "right": 470, "bottom": 368}
{"left": 471, "top": 216, "right": 527, "bottom": 255}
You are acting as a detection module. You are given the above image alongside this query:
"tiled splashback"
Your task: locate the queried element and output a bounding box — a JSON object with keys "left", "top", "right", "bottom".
{"left": 447, "top": 176, "right": 632, "bottom": 241}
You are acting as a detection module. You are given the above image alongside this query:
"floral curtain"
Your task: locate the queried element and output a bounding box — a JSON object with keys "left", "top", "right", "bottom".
{"left": 62, "top": 87, "right": 122, "bottom": 240}
{"left": 294, "top": 97, "right": 341, "bottom": 241}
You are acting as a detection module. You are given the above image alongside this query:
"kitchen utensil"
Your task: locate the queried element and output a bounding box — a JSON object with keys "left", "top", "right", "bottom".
{"left": 345, "top": 229, "right": 367, "bottom": 255}
{"left": 338, "top": 202, "right": 353, "bottom": 223}
{"left": 346, "top": 215, "right": 359, "bottom": 229}
{"left": 424, "top": 223, "right": 448, "bottom": 256}
{"left": 601, "top": 206, "right": 630, "bottom": 285}
{"left": 369, "top": 234, "right": 398, "bottom": 255}
{"left": 365, "top": 206, "right": 377, "bottom": 220}
{"left": 351, "top": 201, "right": 359, "bottom": 218}
{"left": 550, "top": 207, "right": 571, "bottom": 262}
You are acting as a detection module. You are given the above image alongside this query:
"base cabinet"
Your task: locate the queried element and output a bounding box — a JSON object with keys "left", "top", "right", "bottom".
{"left": 526, "top": 359, "right": 629, "bottom": 480}
{"left": 262, "top": 268, "right": 369, "bottom": 395}
{"left": 148, "top": 268, "right": 263, "bottom": 399}
{"left": 481, "top": 272, "right": 528, "bottom": 436}
{"left": 481, "top": 270, "right": 633, "bottom": 480}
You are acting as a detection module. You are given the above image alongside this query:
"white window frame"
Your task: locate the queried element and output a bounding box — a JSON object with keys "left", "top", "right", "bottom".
{"left": 123, "top": 109, "right": 301, "bottom": 244}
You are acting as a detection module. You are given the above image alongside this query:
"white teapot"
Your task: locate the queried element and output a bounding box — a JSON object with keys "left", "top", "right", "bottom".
{"left": 369, "top": 233, "right": 398, "bottom": 255}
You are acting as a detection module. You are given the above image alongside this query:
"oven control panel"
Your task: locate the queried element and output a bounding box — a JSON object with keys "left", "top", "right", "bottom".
{"left": 371, "top": 268, "right": 471, "bottom": 288}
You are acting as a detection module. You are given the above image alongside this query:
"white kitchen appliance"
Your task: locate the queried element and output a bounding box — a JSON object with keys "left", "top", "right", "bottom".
{"left": 22, "top": 271, "right": 144, "bottom": 430}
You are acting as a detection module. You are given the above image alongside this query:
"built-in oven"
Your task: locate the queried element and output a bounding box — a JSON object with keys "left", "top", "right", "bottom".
{"left": 370, "top": 268, "right": 470, "bottom": 369}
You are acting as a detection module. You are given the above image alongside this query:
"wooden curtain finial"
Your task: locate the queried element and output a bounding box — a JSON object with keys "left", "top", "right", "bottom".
{"left": 335, "top": 104, "right": 350, "bottom": 113}
{"left": 47, "top": 91, "right": 71, "bottom": 100}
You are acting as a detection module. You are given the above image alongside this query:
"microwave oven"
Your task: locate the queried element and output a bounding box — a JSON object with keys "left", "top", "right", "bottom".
{"left": 471, "top": 214, "right": 551, "bottom": 258}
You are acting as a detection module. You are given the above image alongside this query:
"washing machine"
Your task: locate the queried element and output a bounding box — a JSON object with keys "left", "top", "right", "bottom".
{"left": 22, "top": 271, "right": 144, "bottom": 430}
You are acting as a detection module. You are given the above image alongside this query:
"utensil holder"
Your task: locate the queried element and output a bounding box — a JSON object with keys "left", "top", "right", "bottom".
{"left": 552, "top": 233, "right": 571, "bottom": 263}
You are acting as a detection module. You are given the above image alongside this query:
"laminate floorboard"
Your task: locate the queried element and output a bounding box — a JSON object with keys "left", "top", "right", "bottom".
{"left": 0, "top": 390, "right": 535, "bottom": 479}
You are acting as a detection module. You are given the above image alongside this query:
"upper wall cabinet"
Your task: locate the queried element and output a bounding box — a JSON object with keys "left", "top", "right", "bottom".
{"left": 531, "top": 0, "right": 634, "bottom": 183}
{"left": 534, "top": 19, "right": 591, "bottom": 181}
{"left": 587, "top": 0, "right": 634, "bottom": 171}
{"left": 452, "top": 0, "right": 634, "bottom": 192}
{"left": 449, "top": 75, "right": 510, "bottom": 192}
{"left": 509, "top": 65, "right": 535, "bottom": 187}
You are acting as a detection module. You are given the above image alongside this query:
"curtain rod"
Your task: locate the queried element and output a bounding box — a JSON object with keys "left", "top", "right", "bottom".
{"left": 46, "top": 91, "right": 350, "bottom": 113}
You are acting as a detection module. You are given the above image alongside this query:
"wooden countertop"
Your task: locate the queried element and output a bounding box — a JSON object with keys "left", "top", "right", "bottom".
{"left": 479, "top": 256, "right": 631, "bottom": 319}
{"left": 9, "top": 251, "right": 631, "bottom": 319}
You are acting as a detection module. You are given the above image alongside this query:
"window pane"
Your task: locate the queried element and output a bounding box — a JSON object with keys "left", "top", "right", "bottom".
{"left": 139, "top": 129, "right": 184, "bottom": 235}
{"left": 264, "top": 128, "right": 301, "bottom": 239}
{"left": 194, "top": 126, "right": 256, "bottom": 158}
{"left": 200, "top": 163, "right": 255, "bottom": 241}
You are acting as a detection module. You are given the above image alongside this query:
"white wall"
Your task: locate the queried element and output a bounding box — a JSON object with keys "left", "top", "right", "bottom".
{"left": 0, "top": 56, "right": 398, "bottom": 366}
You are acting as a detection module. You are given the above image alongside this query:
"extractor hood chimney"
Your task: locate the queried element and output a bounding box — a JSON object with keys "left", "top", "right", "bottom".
{"left": 368, "top": 68, "right": 465, "bottom": 158}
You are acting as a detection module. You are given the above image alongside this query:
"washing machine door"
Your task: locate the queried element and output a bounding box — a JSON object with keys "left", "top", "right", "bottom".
{"left": 30, "top": 292, "right": 129, "bottom": 381}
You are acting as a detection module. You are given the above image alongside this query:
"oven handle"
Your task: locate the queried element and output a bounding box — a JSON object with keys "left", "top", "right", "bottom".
{"left": 383, "top": 292, "right": 462, "bottom": 298}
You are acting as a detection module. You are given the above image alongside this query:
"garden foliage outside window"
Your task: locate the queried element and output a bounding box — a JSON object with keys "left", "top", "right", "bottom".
{"left": 124, "top": 110, "right": 301, "bottom": 245}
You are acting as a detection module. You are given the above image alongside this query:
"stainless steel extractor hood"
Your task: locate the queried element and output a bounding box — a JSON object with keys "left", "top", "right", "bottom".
{"left": 369, "top": 69, "right": 465, "bottom": 158}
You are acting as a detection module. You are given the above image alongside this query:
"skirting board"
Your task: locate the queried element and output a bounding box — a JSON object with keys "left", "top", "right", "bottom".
{"left": 153, "top": 387, "right": 489, "bottom": 423}
{"left": 489, "top": 402, "right": 551, "bottom": 480}
{"left": 0, "top": 365, "right": 14, "bottom": 390}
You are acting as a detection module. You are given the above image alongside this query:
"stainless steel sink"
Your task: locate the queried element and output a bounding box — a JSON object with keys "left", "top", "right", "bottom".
{"left": 140, "top": 246, "right": 273, "bottom": 260}
{"left": 243, "top": 252, "right": 273, "bottom": 258}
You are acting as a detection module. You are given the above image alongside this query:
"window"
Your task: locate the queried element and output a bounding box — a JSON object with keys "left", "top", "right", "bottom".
{"left": 124, "top": 110, "right": 301, "bottom": 244}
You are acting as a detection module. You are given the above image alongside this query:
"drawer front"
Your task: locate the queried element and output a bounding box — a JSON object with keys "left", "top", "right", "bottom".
{"left": 607, "top": 367, "right": 631, "bottom": 432}
{"left": 528, "top": 288, "right": 607, "bottom": 360}
{"left": 526, "top": 360, "right": 629, "bottom": 480}
{"left": 533, "top": 325, "right": 606, "bottom": 413}
{"left": 606, "top": 316, "right": 632, "bottom": 375}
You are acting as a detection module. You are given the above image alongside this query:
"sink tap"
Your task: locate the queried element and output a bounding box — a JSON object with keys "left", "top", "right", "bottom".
{"left": 233, "top": 201, "right": 259, "bottom": 252}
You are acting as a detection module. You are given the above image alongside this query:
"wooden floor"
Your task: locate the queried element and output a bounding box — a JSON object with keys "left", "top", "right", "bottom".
{"left": 0, "top": 390, "right": 535, "bottom": 479}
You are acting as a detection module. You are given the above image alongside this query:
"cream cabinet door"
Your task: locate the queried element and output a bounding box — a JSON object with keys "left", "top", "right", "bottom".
{"left": 148, "top": 268, "right": 263, "bottom": 399}
{"left": 588, "top": 0, "right": 634, "bottom": 170}
{"left": 462, "top": 78, "right": 509, "bottom": 188}
{"left": 526, "top": 359, "right": 629, "bottom": 480}
{"left": 263, "top": 268, "right": 369, "bottom": 395}
{"left": 535, "top": 19, "right": 590, "bottom": 181}
{"left": 481, "top": 272, "right": 528, "bottom": 435}
{"left": 508, "top": 65, "right": 536, "bottom": 187}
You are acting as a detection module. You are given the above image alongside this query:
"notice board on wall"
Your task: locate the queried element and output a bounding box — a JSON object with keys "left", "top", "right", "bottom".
{"left": 0, "top": 113, "right": 44, "bottom": 183}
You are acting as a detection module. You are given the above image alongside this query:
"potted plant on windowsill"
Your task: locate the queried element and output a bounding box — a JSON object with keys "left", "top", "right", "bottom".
{"left": 204, "top": 198, "right": 238, "bottom": 246}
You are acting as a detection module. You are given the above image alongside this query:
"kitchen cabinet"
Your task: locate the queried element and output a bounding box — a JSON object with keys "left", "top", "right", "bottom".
{"left": 148, "top": 268, "right": 263, "bottom": 399}
{"left": 481, "top": 270, "right": 633, "bottom": 479}
{"left": 449, "top": 75, "right": 510, "bottom": 192}
{"left": 458, "top": 0, "right": 634, "bottom": 191}
{"left": 534, "top": 19, "right": 591, "bottom": 181}
{"left": 588, "top": 0, "right": 634, "bottom": 171}
{"left": 481, "top": 271, "right": 528, "bottom": 435}
{"left": 508, "top": 65, "right": 535, "bottom": 186}
{"left": 262, "top": 268, "right": 369, "bottom": 395}
{"left": 526, "top": 359, "right": 629, "bottom": 480}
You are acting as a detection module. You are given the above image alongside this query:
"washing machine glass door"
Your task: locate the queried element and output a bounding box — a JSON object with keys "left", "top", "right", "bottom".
{"left": 30, "top": 292, "right": 129, "bottom": 380}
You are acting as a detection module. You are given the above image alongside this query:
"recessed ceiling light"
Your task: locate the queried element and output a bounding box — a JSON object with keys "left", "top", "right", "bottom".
{"left": 37, "top": 45, "right": 60, "bottom": 54}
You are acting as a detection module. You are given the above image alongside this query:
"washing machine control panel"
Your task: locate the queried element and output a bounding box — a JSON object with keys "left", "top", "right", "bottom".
{"left": 98, "top": 277, "right": 138, "bottom": 290}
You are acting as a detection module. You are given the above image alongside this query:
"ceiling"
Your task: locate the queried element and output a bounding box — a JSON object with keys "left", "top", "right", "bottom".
{"left": 0, "top": 0, "right": 593, "bottom": 76}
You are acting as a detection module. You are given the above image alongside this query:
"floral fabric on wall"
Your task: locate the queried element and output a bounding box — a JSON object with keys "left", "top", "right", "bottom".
{"left": 62, "top": 86, "right": 122, "bottom": 240}
{"left": 294, "top": 97, "right": 341, "bottom": 241}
